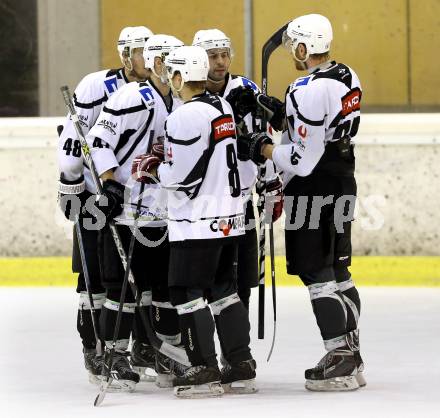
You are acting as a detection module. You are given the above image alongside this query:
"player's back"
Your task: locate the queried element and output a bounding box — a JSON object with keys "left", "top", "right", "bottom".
{"left": 161, "top": 93, "right": 245, "bottom": 242}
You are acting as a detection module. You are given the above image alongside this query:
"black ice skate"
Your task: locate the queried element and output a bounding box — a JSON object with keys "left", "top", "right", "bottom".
{"left": 154, "top": 350, "right": 187, "bottom": 388}
{"left": 305, "top": 346, "right": 360, "bottom": 392}
{"left": 173, "top": 365, "right": 224, "bottom": 398}
{"left": 221, "top": 359, "right": 258, "bottom": 394}
{"left": 83, "top": 348, "right": 103, "bottom": 385}
{"left": 130, "top": 341, "right": 156, "bottom": 382}
{"left": 105, "top": 351, "right": 140, "bottom": 392}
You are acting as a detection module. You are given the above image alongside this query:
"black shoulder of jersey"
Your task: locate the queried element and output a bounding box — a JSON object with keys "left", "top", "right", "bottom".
{"left": 313, "top": 62, "right": 353, "bottom": 89}
{"left": 106, "top": 68, "right": 124, "bottom": 79}
{"left": 193, "top": 93, "right": 224, "bottom": 114}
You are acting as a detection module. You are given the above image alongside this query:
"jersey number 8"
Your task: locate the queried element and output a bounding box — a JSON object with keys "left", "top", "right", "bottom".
{"left": 226, "top": 143, "right": 241, "bottom": 198}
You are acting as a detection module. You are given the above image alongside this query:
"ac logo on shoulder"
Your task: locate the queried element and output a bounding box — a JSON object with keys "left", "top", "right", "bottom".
{"left": 212, "top": 115, "right": 235, "bottom": 142}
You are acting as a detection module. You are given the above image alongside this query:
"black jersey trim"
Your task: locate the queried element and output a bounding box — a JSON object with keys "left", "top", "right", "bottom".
{"left": 148, "top": 78, "right": 174, "bottom": 113}
{"left": 114, "top": 129, "right": 137, "bottom": 155}
{"left": 73, "top": 93, "right": 107, "bottom": 109}
{"left": 103, "top": 102, "right": 147, "bottom": 116}
{"left": 193, "top": 93, "right": 225, "bottom": 113}
{"left": 118, "top": 109, "right": 154, "bottom": 166}
{"left": 169, "top": 212, "right": 244, "bottom": 223}
{"left": 313, "top": 63, "right": 353, "bottom": 89}
{"left": 166, "top": 133, "right": 201, "bottom": 146}
{"left": 289, "top": 91, "right": 325, "bottom": 127}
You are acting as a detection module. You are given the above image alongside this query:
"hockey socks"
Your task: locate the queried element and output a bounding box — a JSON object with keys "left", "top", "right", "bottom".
{"left": 77, "top": 291, "right": 105, "bottom": 349}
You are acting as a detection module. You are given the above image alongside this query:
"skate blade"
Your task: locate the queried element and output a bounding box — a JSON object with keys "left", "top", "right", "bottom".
{"left": 222, "top": 379, "right": 258, "bottom": 394}
{"left": 174, "top": 381, "right": 224, "bottom": 399}
{"left": 356, "top": 372, "right": 367, "bottom": 387}
{"left": 132, "top": 366, "right": 157, "bottom": 382}
{"left": 305, "top": 375, "right": 360, "bottom": 392}
{"left": 105, "top": 379, "right": 137, "bottom": 393}
{"left": 156, "top": 373, "right": 174, "bottom": 388}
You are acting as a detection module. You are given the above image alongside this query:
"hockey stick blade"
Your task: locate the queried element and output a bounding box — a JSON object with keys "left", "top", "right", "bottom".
{"left": 266, "top": 321, "right": 277, "bottom": 362}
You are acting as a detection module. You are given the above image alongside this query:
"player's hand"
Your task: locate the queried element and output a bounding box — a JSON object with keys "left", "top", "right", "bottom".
{"left": 225, "top": 86, "right": 258, "bottom": 123}
{"left": 96, "top": 179, "right": 126, "bottom": 220}
{"left": 237, "top": 132, "right": 273, "bottom": 164}
{"left": 151, "top": 143, "right": 165, "bottom": 161}
{"left": 131, "top": 153, "right": 161, "bottom": 183}
{"left": 255, "top": 94, "right": 285, "bottom": 131}
{"left": 58, "top": 174, "right": 90, "bottom": 221}
{"left": 265, "top": 178, "right": 284, "bottom": 222}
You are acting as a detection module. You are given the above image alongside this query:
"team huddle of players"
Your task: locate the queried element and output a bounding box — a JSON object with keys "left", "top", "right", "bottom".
{"left": 58, "top": 14, "right": 365, "bottom": 399}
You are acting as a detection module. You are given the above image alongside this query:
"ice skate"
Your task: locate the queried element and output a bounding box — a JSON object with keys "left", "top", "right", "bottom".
{"left": 305, "top": 347, "right": 360, "bottom": 392}
{"left": 221, "top": 359, "right": 258, "bottom": 394}
{"left": 104, "top": 351, "right": 140, "bottom": 392}
{"left": 173, "top": 365, "right": 224, "bottom": 398}
{"left": 83, "top": 348, "right": 104, "bottom": 385}
{"left": 130, "top": 341, "right": 157, "bottom": 382}
{"left": 154, "top": 351, "right": 174, "bottom": 388}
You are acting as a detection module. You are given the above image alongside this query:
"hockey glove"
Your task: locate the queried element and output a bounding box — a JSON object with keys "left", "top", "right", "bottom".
{"left": 58, "top": 174, "right": 90, "bottom": 221}
{"left": 256, "top": 94, "right": 285, "bottom": 131}
{"left": 237, "top": 132, "right": 273, "bottom": 164}
{"left": 225, "top": 86, "right": 258, "bottom": 123}
{"left": 151, "top": 143, "right": 165, "bottom": 161}
{"left": 96, "top": 179, "right": 126, "bottom": 220}
{"left": 265, "top": 177, "right": 284, "bottom": 222}
{"left": 131, "top": 153, "right": 161, "bottom": 183}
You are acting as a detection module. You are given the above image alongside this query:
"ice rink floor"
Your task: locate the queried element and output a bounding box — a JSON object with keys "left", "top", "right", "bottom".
{"left": 1, "top": 287, "right": 439, "bottom": 418}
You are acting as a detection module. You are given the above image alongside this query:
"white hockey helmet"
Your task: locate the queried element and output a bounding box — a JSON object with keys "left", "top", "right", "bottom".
{"left": 143, "top": 34, "right": 184, "bottom": 73}
{"left": 117, "top": 26, "right": 153, "bottom": 60}
{"left": 192, "top": 29, "right": 233, "bottom": 55}
{"left": 165, "top": 46, "right": 209, "bottom": 90}
{"left": 283, "top": 14, "right": 332, "bottom": 61}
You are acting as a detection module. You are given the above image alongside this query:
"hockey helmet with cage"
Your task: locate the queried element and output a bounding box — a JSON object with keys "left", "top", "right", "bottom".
{"left": 165, "top": 46, "right": 209, "bottom": 91}
{"left": 117, "top": 26, "right": 153, "bottom": 61}
{"left": 283, "top": 14, "right": 332, "bottom": 62}
{"left": 192, "top": 29, "right": 233, "bottom": 56}
{"left": 143, "top": 34, "right": 184, "bottom": 80}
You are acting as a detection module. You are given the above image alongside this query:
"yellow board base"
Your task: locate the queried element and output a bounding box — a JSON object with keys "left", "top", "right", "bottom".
{"left": 0, "top": 256, "right": 439, "bottom": 287}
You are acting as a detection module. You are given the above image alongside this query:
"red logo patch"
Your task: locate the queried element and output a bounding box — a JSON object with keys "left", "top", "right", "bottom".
{"left": 298, "top": 125, "right": 307, "bottom": 139}
{"left": 212, "top": 116, "right": 235, "bottom": 141}
{"left": 166, "top": 145, "right": 172, "bottom": 159}
{"left": 341, "top": 88, "right": 361, "bottom": 116}
{"left": 218, "top": 220, "right": 231, "bottom": 236}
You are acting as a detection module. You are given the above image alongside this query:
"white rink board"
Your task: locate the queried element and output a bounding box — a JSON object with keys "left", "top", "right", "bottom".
{"left": 1, "top": 287, "right": 439, "bottom": 418}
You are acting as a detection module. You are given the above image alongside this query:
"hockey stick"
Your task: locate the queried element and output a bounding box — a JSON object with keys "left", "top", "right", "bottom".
{"left": 60, "top": 86, "right": 190, "bottom": 400}
{"left": 259, "top": 23, "right": 289, "bottom": 359}
{"left": 95, "top": 127, "right": 156, "bottom": 405}
{"left": 74, "top": 220, "right": 103, "bottom": 358}
{"left": 57, "top": 124, "right": 103, "bottom": 357}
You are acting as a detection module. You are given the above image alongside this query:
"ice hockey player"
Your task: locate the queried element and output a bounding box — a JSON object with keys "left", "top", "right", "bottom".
{"left": 192, "top": 29, "right": 283, "bottom": 312}
{"left": 85, "top": 34, "right": 184, "bottom": 391}
{"left": 133, "top": 45, "right": 257, "bottom": 398}
{"left": 57, "top": 25, "right": 153, "bottom": 385}
{"left": 237, "top": 14, "right": 365, "bottom": 391}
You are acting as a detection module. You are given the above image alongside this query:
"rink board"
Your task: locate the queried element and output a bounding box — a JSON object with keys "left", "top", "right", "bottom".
{"left": 0, "top": 256, "right": 439, "bottom": 287}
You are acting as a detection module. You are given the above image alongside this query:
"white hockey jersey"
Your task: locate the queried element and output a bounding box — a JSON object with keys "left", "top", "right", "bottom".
{"left": 158, "top": 94, "right": 245, "bottom": 242}
{"left": 86, "top": 80, "right": 181, "bottom": 226}
{"left": 58, "top": 68, "right": 129, "bottom": 192}
{"left": 209, "top": 74, "right": 278, "bottom": 203}
{"left": 272, "top": 61, "right": 362, "bottom": 187}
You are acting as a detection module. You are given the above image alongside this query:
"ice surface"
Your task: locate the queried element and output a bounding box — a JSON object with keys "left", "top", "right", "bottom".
{"left": 1, "top": 287, "right": 439, "bottom": 418}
